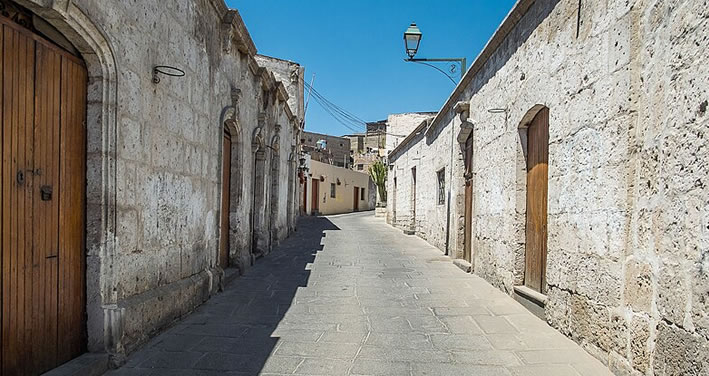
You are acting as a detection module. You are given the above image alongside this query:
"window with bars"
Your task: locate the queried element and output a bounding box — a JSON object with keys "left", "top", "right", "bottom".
{"left": 330, "top": 183, "right": 336, "bottom": 198}
{"left": 437, "top": 169, "right": 445, "bottom": 205}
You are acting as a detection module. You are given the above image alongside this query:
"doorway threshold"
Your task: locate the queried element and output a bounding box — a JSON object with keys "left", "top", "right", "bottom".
{"left": 513, "top": 285, "right": 547, "bottom": 320}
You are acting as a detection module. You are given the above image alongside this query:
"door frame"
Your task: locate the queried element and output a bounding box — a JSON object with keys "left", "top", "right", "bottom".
{"left": 311, "top": 178, "right": 319, "bottom": 215}
{"left": 219, "top": 128, "right": 232, "bottom": 268}
{"left": 522, "top": 106, "right": 549, "bottom": 294}
{"left": 353, "top": 187, "right": 359, "bottom": 211}
{"left": 463, "top": 133, "right": 473, "bottom": 263}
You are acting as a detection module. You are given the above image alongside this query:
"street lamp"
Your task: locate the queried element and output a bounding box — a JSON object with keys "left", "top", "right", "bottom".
{"left": 402, "top": 22, "right": 467, "bottom": 83}
{"left": 404, "top": 23, "right": 423, "bottom": 59}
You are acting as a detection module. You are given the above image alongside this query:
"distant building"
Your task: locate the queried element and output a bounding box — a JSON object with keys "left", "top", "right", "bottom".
{"left": 301, "top": 160, "right": 375, "bottom": 215}
{"left": 301, "top": 131, "right": 351, "bottom": 168}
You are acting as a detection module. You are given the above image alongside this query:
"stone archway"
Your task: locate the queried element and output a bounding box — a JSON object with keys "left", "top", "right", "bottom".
{"left": 269, "top": 132, "right": 281, "bottom": 247}
{"left": 251, "top": 121, "right": 267, "bottom": 258}
{"left": 3, "top": 0, "right": 119, "bottom": 363}
{"left": 219, "top": 105, "right": 242, "bottom": 269}
{"left": 516, "top": 104, "right": 550, "bottom": 294}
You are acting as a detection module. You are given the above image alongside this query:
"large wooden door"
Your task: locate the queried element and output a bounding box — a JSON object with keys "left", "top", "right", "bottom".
{"left": 219, "top": 130, "right": 231, "bottom": 268}
{"left": 311, "top": 178, "right": 319, "bottom": 214}
{"left": 524, "top": 108, "right": 549, "bottom": 293}
{"left": 463, "top": 134, "right": 473, "bottom": 262}
{"left": 1, "top": 16, "right": 87, "bottom": 375}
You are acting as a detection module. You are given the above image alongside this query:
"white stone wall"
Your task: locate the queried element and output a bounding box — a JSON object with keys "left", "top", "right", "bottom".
{"left": 389, "top": 0, "right": 709, "bottom": 373}
{"left": 17, "top": 0, "right": 303, "bottom": 362}
{"left": 386, "top": 112, "right": 437, "bottom": 152}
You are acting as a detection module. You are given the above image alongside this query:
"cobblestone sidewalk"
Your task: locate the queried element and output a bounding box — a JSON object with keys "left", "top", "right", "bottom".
{"left": 107, "top": 212, "right": 612, "bottom": 375}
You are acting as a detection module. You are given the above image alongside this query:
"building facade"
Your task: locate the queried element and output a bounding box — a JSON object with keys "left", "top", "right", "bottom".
{"left": 387, "top": 0, "right": 709, "bottom": 374}
{"left": 300, "top": 130, "right": 351, "bottom": 168}
{"left": 301, "top": 160, "right": 375, "bottom": 216}
{"left": 0, "top": 0, "right": 303, "bottom": 373}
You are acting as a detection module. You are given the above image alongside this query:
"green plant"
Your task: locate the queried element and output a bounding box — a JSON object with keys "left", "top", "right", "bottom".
{"left": 368, "top": 160, "right": 388, "bottom": 204}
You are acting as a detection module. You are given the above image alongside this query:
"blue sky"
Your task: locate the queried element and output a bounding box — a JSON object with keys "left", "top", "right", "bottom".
{"left": 228, "top": 0, "right": 516, "bottom": 136}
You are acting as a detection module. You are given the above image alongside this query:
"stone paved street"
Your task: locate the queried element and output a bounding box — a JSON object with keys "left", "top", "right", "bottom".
{"left": 107, "top": 212, "right": 612, "bottom": 376}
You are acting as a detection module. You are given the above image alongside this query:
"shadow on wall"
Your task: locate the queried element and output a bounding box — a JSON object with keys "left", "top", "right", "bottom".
{"left": 118, "top": 216, "right": 340, "bottom": 374}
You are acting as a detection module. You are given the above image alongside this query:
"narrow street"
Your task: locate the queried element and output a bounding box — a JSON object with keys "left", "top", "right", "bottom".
{"left": 108, "top": 212, "right": 611, "bottom": 376}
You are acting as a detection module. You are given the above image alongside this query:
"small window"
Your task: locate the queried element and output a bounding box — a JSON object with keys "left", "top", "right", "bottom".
{"left": 437, "top": 169, "right": 445, "bottom": 205}
{"left": 330, "top": 183, "right": 336, "bottom": 198}
{"left": 357, "top": 164, "right": 364, "bottom": 170}
{"left": 361, "top": 188, "right": 365, "bottom": 201}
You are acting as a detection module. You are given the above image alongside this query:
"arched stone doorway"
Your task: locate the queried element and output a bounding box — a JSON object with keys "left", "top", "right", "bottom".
{"left": 0, "top": 0, "right": 118, "bottom": 372}
{"left": 219, "top": 107, "right": 242, "bottom": 269}
{"left": 518, "top": 105, "right": 550, "bottom": 294}
{"left": 251, "top": 123, "right": 267, "bottom": 258}
{"left": 269, "top": 133, "right": 280, "bottom": 247}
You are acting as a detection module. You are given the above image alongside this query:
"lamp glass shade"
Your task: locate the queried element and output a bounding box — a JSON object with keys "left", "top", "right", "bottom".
{"left": 403, "top": 23, "right": 422, "bottom": 59}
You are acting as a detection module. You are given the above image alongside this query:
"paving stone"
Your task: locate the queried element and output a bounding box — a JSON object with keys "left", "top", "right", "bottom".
{"left": 356, "top": 346, "right": 450, "bottom": 363}
{"left": 429, "top": 334, "right": 492, "bottom": 350}
{"left": 137, "top": 352, "right": 205, "bottom": 369}
{"left": 350, "top": 359, "right": 411, "bottom": 376}
{"left": 449, "top": 350, "right": 522, "bottom": 366}
{"left": 439, "top": 316, "right": 484, "bottom": 334}
{"left": 411, "top": 363, "right": 512, "bottom": 376}
{"left": 274, "top": 342, "right": 360, "bottom": 359}
{"left": 509, "top": 364, "right": 582, "bottom": 376}
{"left": 364, "top": 333, "right": 432, "bottom": 350}
{"left": 294, "top": 358, "right": 351, "bottom": 375}
{"left": 472, "top": 315, "right": 519, "bottom": 334}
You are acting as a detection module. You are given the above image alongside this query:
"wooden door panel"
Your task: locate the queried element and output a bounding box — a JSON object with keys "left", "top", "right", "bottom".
{"left": 32, "top": 39, "right": 62, "bottom": 374}
{"left": 311, "top": 179, "right": 319, "bottom": 213}
{"left": 2, "top": 24, "right": 37, "bottom": 376}
{"left": 57, "top": 54, "right": 87, "bottom": 364}
{"left": 524, "top": 108, "right": 549, "bottom": 293}
{"left": 353, "top": 187, "right": 359, "bottom": 211}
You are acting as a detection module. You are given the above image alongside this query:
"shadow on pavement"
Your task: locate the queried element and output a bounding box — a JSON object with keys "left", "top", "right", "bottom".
{"left": 109, "top": 216, "right": 340, "bottom": 375}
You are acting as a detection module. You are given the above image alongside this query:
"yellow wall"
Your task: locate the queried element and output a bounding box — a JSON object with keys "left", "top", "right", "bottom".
{"left": 306, "top": 160, "right": 373, "bottom": 215}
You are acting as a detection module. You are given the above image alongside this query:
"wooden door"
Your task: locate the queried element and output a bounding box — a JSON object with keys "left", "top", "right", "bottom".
{"left": 411, "top": 167, "right": 416, "bottom": 226}
{"left": 463, "top": 134, "right": 473, "bottom": 262}
{"left": 219, "top": 130, "right": 231, "bottom": 268}
{"left": 311, "top": 178, "right": 319, "bottom": 214}
{"left": 524, "top": 108, "right": 549, "bottom": 293}
{"left": 1, "top": 16, "right": 87, "bottom": 375}
{"left": 353, "top": 187, "right": 359, "bottom": 211}
{"left": 302, "top": 178, "right": 307, "bottom": 214}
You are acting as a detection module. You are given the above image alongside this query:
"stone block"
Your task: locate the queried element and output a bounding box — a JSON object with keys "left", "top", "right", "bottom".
{"left": 653, "top": 321, "right": 709, "bottom": 375}
{"left": 623, "top": 258, "right": 654, "bottom": 313}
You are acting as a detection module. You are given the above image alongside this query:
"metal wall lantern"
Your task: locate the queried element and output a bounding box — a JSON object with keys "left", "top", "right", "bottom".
{"left": 401, "top": 22, "right": 466, "bottom": 83}
{"left": 153, "top": 65, "right": 185, "bottom": 84}
{"left": 404, "top": 23, "right": 422, "bottom": 59}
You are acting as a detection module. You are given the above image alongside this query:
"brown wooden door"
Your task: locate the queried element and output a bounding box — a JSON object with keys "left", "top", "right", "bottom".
{"left": 219, "top": 130, "right": 231, "bottom": 268}
{"left": 463, "top": 134, "right": 473, "bottom": 262}
{"left": 302, "top": 178, "right": 307, "bottom": 214}
{"left": 524, "top": 108, "right": 549, "bottom": 293}
{"left": 1, "top": 17, "right": 87, "bottom": 375}
{"left": 411, "top": 167, "right": 416, "bottom": 227}
{"left": 353, "top": 187, "right": 359, "bottom": 211}
{"left": 311, "top": 179, "right": 319, "bottom": 214}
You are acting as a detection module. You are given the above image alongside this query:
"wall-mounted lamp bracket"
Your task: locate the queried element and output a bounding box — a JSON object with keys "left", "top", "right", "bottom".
{"left": 153, "top": 65, "right": 185, "bottom": 84}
